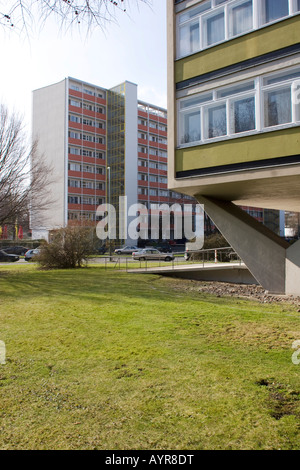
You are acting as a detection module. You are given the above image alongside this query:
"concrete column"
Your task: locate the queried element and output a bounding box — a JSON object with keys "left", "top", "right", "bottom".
{"left": 286, "top": 239, "right": 300, "bottom": 295}
{"left": 197, "top": 196, "right": 289, "bottom": 294}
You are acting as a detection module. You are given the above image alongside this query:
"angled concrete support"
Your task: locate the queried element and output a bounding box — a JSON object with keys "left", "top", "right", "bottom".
{"left": 197, "top": 196, "right": 290, "bottom": 294}
{"left": 286, "top": 239, "right": 300, "bottom": 295}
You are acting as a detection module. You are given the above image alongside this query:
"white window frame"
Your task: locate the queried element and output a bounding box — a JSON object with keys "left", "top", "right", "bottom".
{"left": 176, "top": 0, "right": 300, "bottom": 59}
{"left": 177, "top": 65, "right": 300, "bottom": 147}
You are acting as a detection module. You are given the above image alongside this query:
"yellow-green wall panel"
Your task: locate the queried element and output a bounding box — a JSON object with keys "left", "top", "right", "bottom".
{"left": 175, "top": 16, "right": 300, "bottom": 84}
{"left": 175, "top": 127, "right": 300, "bottom": 173}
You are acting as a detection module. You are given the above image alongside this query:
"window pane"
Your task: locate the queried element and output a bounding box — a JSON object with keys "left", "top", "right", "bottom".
{"left": 179, "top": 21, "right": 200, "bottom": 56}
{"left": 205, "top": 12, "right": 225, "bottom": 46}
{"left": 217, "top": 81, "right": 255, "bottom": 98}
{"left": 182, "top": 110, "right": 201, "bottom": 143}
{"left": 230, "top": 1, "right": 253, "bottom": 37}
{"left": 180, "top": 93, "right": 213, "bottom": 109}
{"left": 263, "top": 0, "right": 289, "bottom": 24}
{"left": 264, "top": 88, "right": 291, "bottom": 127}
{"left": 207, "top": 105, "right": 227, "bottom": 138}
{"left": 263, "top": 69, "right": 300, "bottom": 86}
{"left": 233, "top": 97, "right": 256, "bottom": 133}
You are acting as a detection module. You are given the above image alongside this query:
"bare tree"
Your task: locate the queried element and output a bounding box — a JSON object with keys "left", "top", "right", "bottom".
{"left": 0, "top": 104, "right": 53, "bottom": 227}
{"left": 0, "top": 0, "right": 152, "bottom": 32}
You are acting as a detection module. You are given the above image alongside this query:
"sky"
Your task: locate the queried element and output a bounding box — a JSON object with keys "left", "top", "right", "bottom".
{"left": 0, "top": 0, "right": 167, "bottom": 132}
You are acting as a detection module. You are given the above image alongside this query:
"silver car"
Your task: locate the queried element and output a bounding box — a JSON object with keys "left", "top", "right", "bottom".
{"left": 132, "top": 248, "right": 174, "bottom": 262}
{"left": 114, "top": 245, "right": 139, "bottom": 255}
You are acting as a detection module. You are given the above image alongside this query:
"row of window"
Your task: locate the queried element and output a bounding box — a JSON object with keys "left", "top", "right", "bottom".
{"left": 69, "top": 115, "right": 105, "bottom": 129}
{"left": 69, "top": 147, "right": 105, "bottom": 159}
{"left": 138, "top": 160, "right": 168, "bottom": 171}
{"left": 138, "top": 174, "right": 168, "bottom": 184}
{"left": 69, "top": 131, "right": 105, "bottom": 144}
{"left": 68, "top": 196, "right": 104, "bottom": 205}
{"left": 138, "top": 188, "right": 170, "bottom": 197}
{"left": 178, "top": 66, "right": 300, "bottom": 146}
{"left": 69, "top": 99, "right": 105, "bottom": 114}
{"left": 138, "top": 133, "right": 168, "bottom": 145}
{"left": 138, "top": 118, "right": 167, "bottom": 132}
{"left": 68, "top": 179, "right": 105, "bottom": 190}
{"left": 68, "top": 211, "right": 103, "bottom": 221}
{"left": 68, "top": 163, "right": 105, "bottom": 175}
{"left": 138, "top": 147, "right": 167, "bottom": 158}
{"left": 177, "top": 0, "right": 300, "bottom": 58}
{"left": 70, "top": 84, "right": 106, "bottom": 99}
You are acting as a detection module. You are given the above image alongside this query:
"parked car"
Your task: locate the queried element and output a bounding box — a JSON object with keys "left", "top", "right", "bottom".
{"left": 2, "top": 246, "right": 29, "bottom": 256}
{"left": 0, "top": 250, "right": 19, "bottom": 262}
{"left": 132, "top": 248, "right": 174, "bottom": 262}
{"left": 97, "top": 245, "right": 107, "bottom": 255}
{"left": 24, "top": 248, "right": 41, "bottom": 262}
{"left": 114, "top": 245, "right": 139, "bottom": 255}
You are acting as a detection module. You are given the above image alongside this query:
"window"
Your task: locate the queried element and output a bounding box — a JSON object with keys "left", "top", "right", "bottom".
{"left": 177, "top": 66, "right": 300, "bottom": 146}
{"left": 183, "top": 109, "right": 201, "bottom": 143}
{"left": 229, "top": 0, "right": 253, "bottom": 37}
{"left": 207, "top": 104, "right": 227, "bottom": 138}
{"left": 232, "top": 96, "right": 256, "bottom": 133}
{"left": 203, "top": 10, "right": 225, "bottom": 47}
{"left": 264, "top": 88, "right": 292, "bottom": 127}
{"left": 262, "top": 0, "right": 289, "bottom": 24}
{"left": 69, "top": 163, "right": 81, "bottom": 172}
{"left": 177, "top": 0, "right": 299, "bottom": 58}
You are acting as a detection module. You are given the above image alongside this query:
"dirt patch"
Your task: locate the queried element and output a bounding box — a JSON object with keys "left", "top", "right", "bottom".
{"left": 171, "top": 278, "right": 300, "bottom": 308}
{"left": 256, "top": 379, "right": 300, "bottom": 420}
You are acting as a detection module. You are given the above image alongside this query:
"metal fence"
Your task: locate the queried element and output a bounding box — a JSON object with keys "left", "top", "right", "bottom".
{"left": 95, "top": 247, "right": 242, "bottom": 272}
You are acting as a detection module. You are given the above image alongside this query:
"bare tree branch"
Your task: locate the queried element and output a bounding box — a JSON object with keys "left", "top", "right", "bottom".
{"left": 0, "top": 104, "right": 53, "bottom": 227}
{"left": 0, "top": 1, "right": 152, "bottom": 33}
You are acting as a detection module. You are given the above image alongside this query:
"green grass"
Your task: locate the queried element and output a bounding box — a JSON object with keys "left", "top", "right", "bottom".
{"left": 0, "top": 264, "right": 300, "bottom": 450}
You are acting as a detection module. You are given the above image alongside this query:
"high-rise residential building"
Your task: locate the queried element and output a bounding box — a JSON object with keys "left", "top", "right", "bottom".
{"left": 167, "top": 0, "right": 300, "bottom": 294}
{"left": 32, "top": 77, "right": 195, "bottom": 244}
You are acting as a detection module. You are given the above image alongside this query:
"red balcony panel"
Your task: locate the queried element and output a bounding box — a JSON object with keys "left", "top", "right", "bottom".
{"left": 83, "top": 92, "right": 96, "bottom": 103}
{"left": 138, "top": 180, "right": 148, "bottom": 187}
{"left": 68, "top": 154, "right": 81, "bottom": 163}
{"left": 69, "top": 137, "right": 81, "bottom": 146}
{"left": 149, "top": 128, "right": 167, "bottom": 138}
{"left": 138, "top": 124, "right": 148, "bottom": 132}
{"left": 138, "top": 111, "right": 148, "bottom": 119}
{"left": 82, "top": 125, "right": 106, "bottom": 135}
{"left": 138, "top": 194, "right": 148, "bottom": 201}
{"left": 69, "top": 89, "right": 83, "bottom": 99}
{"left": 69, "top": 105, "right": 83, "bottom": 114}
{"left": 138, "top": 166, "right": 148, "bottom": 173}
{"left": 148, "top": 168, "right": 168, "bottom": 176}
{"left": 138, "top": 152, "right": 149, "bottom": 159}
{"left": 96, "top": 97, "right": 106, "bottom": 106}
{"left": 138, "top": 138, "right": 148, "bottom": 146}
{"left": 68, "top": 187, "right": 82, "bottom": 195}
{"left": 69, "top": 121, "right": 82, "bottom": 130}
{"left": 95, "top": 112, "right": 106, "bottom": 120}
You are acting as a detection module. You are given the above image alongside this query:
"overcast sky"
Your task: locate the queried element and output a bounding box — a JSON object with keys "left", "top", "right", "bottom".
{"left": 0, "top": 0, "right": 167, "bottom": 131}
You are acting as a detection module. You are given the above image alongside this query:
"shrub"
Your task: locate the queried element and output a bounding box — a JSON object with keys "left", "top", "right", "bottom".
{"left": 37, "top": 226, "right": 95, "bottom": 269}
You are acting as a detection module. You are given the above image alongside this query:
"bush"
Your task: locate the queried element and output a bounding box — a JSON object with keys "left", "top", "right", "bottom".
{"left": 37, "top": 226, "right": 95, "bottom": 269}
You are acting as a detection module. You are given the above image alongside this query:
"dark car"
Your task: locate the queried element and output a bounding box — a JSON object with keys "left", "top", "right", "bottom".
{"left": 0, "top": 249, "right": 19, "bottom": 262}
{"left": 3, "top": 246, "right": 29, "bottom": 256}
{"left": 97, "top": 245, "right": 107, "bottom": 255}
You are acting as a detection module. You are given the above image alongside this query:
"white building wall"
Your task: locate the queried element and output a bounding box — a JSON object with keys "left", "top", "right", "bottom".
{"left": 32, "top": 80, "right": 67, "bottom": 235}
{"left": 124, "top": 81, "right": 138, "bottom": 244}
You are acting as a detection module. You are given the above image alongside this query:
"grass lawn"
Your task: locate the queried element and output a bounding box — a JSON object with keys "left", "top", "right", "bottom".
{"left": 0, "top": 263, "right": 300, "bottom": 450}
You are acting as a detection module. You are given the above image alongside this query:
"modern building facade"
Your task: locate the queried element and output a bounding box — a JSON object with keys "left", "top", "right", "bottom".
{"left": 32, "top": 77, "right": 196, "bottom": 244}
{"left": 168, "top": 0, "right": 300, "bottom": 294}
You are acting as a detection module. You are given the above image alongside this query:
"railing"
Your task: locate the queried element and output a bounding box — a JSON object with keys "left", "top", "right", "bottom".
{"left": 94, "top": 247, "right": 242, "bottom": 272}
